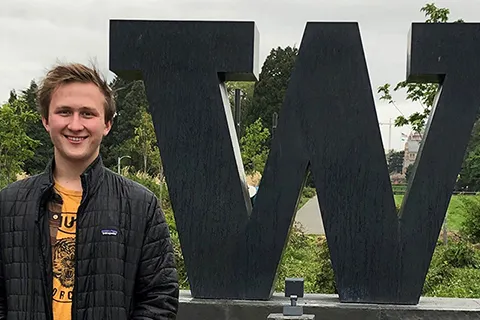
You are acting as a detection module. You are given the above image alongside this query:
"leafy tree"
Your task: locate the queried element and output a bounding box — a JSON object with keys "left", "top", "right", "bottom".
{"left": 101, "top": 79, "right": 149, "bottom": 172}
{"left": 19, "top": 80, "right": 54, "bottom": 175}
{"left": 386, "top": 150, "right": 404, "bottom": 174}
{"left": 378, "top": 3, "right": 480, "bottom": 191}
{"left": 377, "top": 3, "right": 463, "bottom": 133}
{"left": 240, "top": 118, "right": 270, "bottom": 174}
{"left": 102, "top": 78, "right": 165, "bottom": 177}
{"left": 0, "top": 100, "right": 39, "bottom": 188}
{"left": 245, "top": 46, "right": 298, "bottom": 132}
{"left": 456, "top": 120, "right": 480, "bottom": 190}
{"left": 135, "top": 110, "right": 162, "bottom": 175}
{"left": 457, "top": 144, "right": 480, "bottom": 191}
{"left": 7, "top": 76, "right": 162, "bottom": 179}
{"left": 125, "top": 110, "right": 162, "bottom": 177}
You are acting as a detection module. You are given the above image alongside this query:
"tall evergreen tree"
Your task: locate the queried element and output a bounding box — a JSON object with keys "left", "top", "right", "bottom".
{"left": 101, "top": 78, "right": 149, "bottom": 172}
{"left": 386, "top": 150, "right": 405, "bottom": 174}
{"left": 245, "top": 46, "right": 298, "bottom": 132}
{"left": 8, "top": 90, "right": 17, "bottom": 104}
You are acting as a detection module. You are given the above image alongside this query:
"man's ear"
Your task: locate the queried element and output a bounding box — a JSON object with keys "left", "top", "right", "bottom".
{"left": 104, "top": 120, "right": 112, "bottom": 136}
{"left": 42, "top": 116, "right": 50, "bottom": 132}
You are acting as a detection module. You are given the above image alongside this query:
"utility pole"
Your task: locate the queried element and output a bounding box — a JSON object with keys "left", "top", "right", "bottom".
{"left": 117, "top": 155, "right": 131, "bottom": 175}
{"left": 234, "top": 89, "right": 242, "bottom": 141}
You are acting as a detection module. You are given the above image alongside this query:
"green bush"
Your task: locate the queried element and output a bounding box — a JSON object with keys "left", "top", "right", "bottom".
{"left": 120, "top": 169, "right": 480, "bottom": 298}
{"left": 163, "top": 205, "right": 189, "bottom": 289}
{"left": 423, "top": 243, "right": 454, "bottom": 295}
{"left": 460, "top": 195, "right": 480, "bottom": 243}
{"left": 423, "top": 239, "right": 480, "bottom": 296}
{"left": 275, "top": 224, "right": 336, "bottom": 294}
{"left": 441, "top": 240, "right": 479, "bottom": 268}
{"left": 275, "top": 223, "right": 322, "bottom": 293}
{"left": 315, "top": 237, "right": 336, "bottom": 294}
{"left": 302, "top": 187, "right": 316, "bottom": 199}
{"left": 158, "top": 185, "right": 189, "bottom": 289}
{"left": 124, "top": 170, "right": 162, "bottom": 199}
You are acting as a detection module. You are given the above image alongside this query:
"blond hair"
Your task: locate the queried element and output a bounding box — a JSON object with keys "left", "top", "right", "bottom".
{"left": 36, "top": 63, "right": 116, "bottom": 123}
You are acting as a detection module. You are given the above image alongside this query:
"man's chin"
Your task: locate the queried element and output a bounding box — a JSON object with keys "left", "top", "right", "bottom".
{"left": 56, "top": 150, "right": 98, "bottom": 164}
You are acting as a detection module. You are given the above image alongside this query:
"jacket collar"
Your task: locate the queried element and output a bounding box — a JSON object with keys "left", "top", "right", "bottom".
{"left": 39, "top": 155, "right": 105, "bottom": 198}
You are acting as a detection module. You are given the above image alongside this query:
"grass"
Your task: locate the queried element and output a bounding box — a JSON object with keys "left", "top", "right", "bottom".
{"left": 394, "top": 194, "right": 467, "bottom": 232}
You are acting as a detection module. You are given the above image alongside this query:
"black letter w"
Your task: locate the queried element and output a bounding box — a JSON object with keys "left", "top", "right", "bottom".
{"left": 109, "top": 21, "right": 480, "bottom": 304}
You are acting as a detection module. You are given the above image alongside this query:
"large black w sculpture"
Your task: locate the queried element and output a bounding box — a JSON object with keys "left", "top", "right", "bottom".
{"left": 109, "top": 21, "right": 480, "bottom": 304}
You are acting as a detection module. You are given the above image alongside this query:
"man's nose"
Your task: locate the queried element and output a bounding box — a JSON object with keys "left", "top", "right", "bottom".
{"left": 68, "top": 113, "right": 84, "bottom": 131}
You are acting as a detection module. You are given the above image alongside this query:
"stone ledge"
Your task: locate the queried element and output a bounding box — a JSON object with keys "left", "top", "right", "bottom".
{"left": 178, "top": 290, "right": 480, "bottom": 320}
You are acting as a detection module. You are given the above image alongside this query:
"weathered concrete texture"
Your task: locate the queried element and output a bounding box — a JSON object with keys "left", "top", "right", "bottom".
{"left": 178, "top": 291, "right": 480, "bottom": 320}
{"left": 268, "top": 314, "right": 315, "bottom": 319}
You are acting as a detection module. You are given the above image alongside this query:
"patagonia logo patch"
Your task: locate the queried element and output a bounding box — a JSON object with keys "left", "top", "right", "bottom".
{"left": 101, "top": 229, "right": 118, "bottom": 236}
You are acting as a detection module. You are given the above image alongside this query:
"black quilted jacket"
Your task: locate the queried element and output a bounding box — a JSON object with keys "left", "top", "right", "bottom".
{"left": 0, "top": 156, "right": 179, "bottom": 319}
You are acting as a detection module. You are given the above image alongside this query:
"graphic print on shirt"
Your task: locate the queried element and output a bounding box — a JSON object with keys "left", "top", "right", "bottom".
{"left": 51, "top": 208, "right": 78, "bottom": 303}
{"left": 48, "top": 184, "right": 80, "bottom": 311}
{"left": 53, "top": 237, "right": 76, "bottom": 291}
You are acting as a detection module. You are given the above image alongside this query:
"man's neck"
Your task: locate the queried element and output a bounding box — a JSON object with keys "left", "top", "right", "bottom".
{"left": 53, "top": 153, "right": 97, "bottom": 192}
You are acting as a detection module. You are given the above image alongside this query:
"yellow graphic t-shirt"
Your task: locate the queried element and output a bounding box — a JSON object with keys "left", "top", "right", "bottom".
{"left": 49, "top": 182, "right": 82, "bottom": 320}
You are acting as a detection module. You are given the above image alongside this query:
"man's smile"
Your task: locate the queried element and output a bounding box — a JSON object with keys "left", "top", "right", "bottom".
{"left": 64, "top": 135, "right": 87, "bottom": 143}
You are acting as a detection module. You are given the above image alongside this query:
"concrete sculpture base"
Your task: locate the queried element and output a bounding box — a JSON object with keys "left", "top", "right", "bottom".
{"left": 177, "top": 290, "right": 480, "bottom": 320}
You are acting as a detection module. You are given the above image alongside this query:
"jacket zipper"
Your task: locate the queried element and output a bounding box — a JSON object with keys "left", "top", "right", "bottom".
{"left": 37, "top": 187, "right": 54, "bottom": 320}
{"left": 71, "top": 182, "right": 89, "bottom": 320}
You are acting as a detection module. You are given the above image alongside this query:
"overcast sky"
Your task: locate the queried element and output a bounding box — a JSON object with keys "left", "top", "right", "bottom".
{"left": 1, "top": 0, "right": 478, "bottom": 150}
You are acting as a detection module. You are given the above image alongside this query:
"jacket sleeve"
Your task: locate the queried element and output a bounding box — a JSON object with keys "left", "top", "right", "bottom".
{"left": 0, "top": 202, "right": 6, "bottom": 319}
{"left": 130, "top": 194, "right": 179, "bottom": 319}
{"left": 0, "top": 249, "right": 6, "bottom": 320}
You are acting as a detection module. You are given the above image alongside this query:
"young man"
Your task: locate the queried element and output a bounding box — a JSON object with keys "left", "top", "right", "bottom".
{"left": 0, "top": 63, "right": 179, "bottom": 319}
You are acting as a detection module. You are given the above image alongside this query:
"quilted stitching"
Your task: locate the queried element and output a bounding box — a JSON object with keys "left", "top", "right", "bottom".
{"left": 0, "top": 160, "right": 179, "bottom": 320}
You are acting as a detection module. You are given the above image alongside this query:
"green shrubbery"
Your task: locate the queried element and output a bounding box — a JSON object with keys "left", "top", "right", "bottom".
{"left": 276, "top": 196, "right": 480, "bottom": 298}
{"left": 274, "top": 223, "right": 336, "bottom": 294}
{"left": 420, "top": 194, "right": 480, "bottom": 298}
{"left": 275, "top": 223, "right": 321, "bottom": 292}
{"left": 460, "top": 196, "right": 480, "bottom": 243}
{"left": 125, "top": 170, "right": 480, "bottom": 298}
{"left": 418, "top": 195, "right": 480, "bottom": 298}
{"left": 422, "top": 238, "right": 480, "bottom": 297}
{"left": 314, "top": 237, "right": 336, "bottom": 294}
{"left": 431, "top": 268, "right": 480, "bottom": 298}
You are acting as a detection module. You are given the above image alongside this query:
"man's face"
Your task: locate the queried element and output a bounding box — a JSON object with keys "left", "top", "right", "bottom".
{"left": 42, "top": 82, "right": 112, "bottom": 167}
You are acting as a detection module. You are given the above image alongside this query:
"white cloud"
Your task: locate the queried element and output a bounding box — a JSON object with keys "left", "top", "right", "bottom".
{"left": 1, "top": 0, "right": 478, "bottom": 151}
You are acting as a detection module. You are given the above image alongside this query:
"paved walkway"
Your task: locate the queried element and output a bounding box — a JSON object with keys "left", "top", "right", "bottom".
{"left": 295, "top": 195, "right": 325, "bottom": 235}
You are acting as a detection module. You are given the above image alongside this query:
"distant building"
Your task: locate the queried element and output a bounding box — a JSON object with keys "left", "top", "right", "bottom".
{"left": 402, "top": 131, "right": 422, "bottom": 174}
